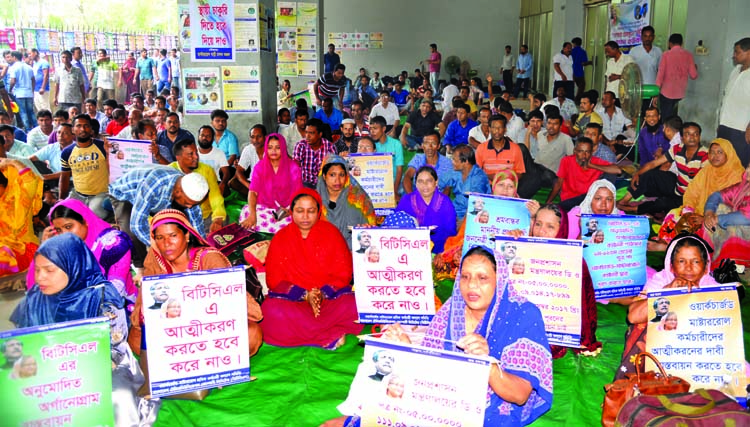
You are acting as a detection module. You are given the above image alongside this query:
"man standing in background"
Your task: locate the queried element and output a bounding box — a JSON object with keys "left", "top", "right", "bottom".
{"left": 425, "top": 43, "right": 442, "bottom": 95}
{"left": 717, "top": 37, "right": 750, "bottom": 167}
{"left": 324, "top": 44, "right": 340, "bottom": 74}
{"left": 514, "top": 45, "right": 533, "bottom": 99}
{"left": 604, "top": 40, "right": 634, "bottom": 102}
{"left": 655, "top": 33, "right": 698, "bottom": 120}
{"left": 29, "top": 48, "right": 50, "bottom": 112}
{"left": 135, "top": 49, "right": 157, "bottom": 96}
{"left": 71, "top": 47, "right": 90, "bottom": 95}
{"left": 169, "top": 49, "right": 180, "bottom": 89}
{"left": 7, "top": 51, "right": 35, "bottom": 131}
{"left": 157, "top": 49, "right": 172, "bottom": 94}
{"left": 629, "top": 26, "right": 662, "bottom": 115}
{"left": 500, "top": 45, "right": 514, "bottom": 94}
{"left": 552, "top": 42, "right": 575, "bottom": 101}
{"left": 571, "top": 37, "right": 591, "bottom": 100}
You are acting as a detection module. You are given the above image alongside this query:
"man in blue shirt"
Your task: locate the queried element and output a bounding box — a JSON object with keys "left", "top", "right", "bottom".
{"left": 109, "top": 166, "right": 208, "bottom": 268}
{"left": 324, "top": 44, "right": 340, "bottom": 74}
{"left": 209, "top": 109, "right": 239, "bottom": 164}
{"left": 156, "top": 49, "right": 172, "bottom": 94}
{"left": 442, "top": 144, "right": 491, "bottom": 219}
{"left": 153, "top": 112, "right": 194, "bottom": 164}
{"left": 370, "top": 115, "right": 404, "bottom": 194}
{"left": 29, "top": 48, "right": 50, "bottom": 112}
{"left": 443, "top": 104, "right": 477, "bottom": 150}
{"left": 135, "top": 49, "right": 157, "bottom": 96}
{"left": 571, "top": 37, "right": 591, "bottom": 100}
{"left": 513, "top": 44, "right": 533, "bottom": 99}
{"left": 313, "top": 97, "right": 344, "bottom": 132}
{"left": 71, "top": 47, "right": 90, "bottom": 94}
{"left": 7, "top": 51, "right": 36, "bottom": 131}
{"left": 390, "top": 82, "right": 410, "bottom": 114}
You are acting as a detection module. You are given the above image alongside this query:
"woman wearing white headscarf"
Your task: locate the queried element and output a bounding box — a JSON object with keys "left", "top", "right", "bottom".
{"left": 566, "top": 179, "right": 621, "bottom": 239}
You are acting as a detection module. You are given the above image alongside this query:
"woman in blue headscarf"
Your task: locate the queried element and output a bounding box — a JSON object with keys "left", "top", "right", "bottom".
{"left": 11, "top": 233, "right": 123, "bottom": 327}
{"left": 10, "top": 233, "right": 157, "bottom": 426}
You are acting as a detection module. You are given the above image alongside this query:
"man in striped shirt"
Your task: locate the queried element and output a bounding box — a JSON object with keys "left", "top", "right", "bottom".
{"left": 617, "top": 122, "right": 708, "bottom": 215}
{"left": 313, "top": 64, "right": 347, "bottom": 110}
{"left": 293, "top": 118, "right": 336, "bottom": 188}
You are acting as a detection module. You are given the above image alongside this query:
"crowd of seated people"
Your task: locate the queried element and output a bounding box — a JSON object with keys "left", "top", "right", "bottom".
{"left": 3, "top": 43, "right": 750, "bottom": 427}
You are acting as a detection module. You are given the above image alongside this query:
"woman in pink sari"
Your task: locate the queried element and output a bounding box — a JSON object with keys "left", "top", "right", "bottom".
{"left": 26, "top": 199, "right": 136, "bottom": 306}
{"left": 239, "top": 133, "right": 303, "bottom": 234}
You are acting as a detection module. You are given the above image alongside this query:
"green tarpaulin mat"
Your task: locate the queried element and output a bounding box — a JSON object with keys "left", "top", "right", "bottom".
{"left": 158, "top": 180, "right": 746, "bottom": 426}
{"left": 155, "top": 283, "right": 750, "bottom": 427}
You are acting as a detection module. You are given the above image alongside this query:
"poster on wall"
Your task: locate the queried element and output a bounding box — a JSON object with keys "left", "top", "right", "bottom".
{"left": 179, "top": 5, "right": 191, "bottom": 52}
{"left": 235, "top": 3, "right": 259, "bottom": 52}
{"left": 609, "top": 0, "right": 651, "bottom": 48}
{"left": 276, "top": 1, "right": 297, "bottom": 27}
{"left": 0, "top": 28, "right": 16, "bottom": 51}
{"left": 221, "top": 66, "right": 261, "bottom": 113}
{"left": 296, "top": 2, "right": 317, "bottom": 27}
{"left": 297, "top": 51, "right": 317, "bottom": 77}
{"left": 183, "top": 68, "right": 222, "bottom": 115}
{"left": 278, "top": 50, "right": 297, "bottom": 77}
{"left": 190, "top": 0, "right": 235, "bottom": 62}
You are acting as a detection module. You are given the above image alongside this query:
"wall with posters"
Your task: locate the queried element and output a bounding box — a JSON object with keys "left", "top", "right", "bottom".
{"left": 178, "top": 0, "right": 278, "bottom": 151}
{"left": 323, "top": 0, "right": 519, "bottom": 81}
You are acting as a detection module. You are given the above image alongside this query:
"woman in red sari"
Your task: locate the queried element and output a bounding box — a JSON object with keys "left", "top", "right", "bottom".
{"left": 262, "top": 188, "right": 362, "bottom": 349}
{"left": 118, "top": 52, "right": 139, "bottom": 104}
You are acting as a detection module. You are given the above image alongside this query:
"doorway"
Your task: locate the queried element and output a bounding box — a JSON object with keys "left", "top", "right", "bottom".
{"left": 584, "top": 3, "right": 609, "bottom": 96}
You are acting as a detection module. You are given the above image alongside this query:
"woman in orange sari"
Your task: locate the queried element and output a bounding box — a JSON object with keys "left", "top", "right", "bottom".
{"left": 0, "top": 158, "right": 43, "bottom": 276}
{"left": 262, "top": 188, "right": 362, "bottom": 349}
{"left": 130, "top": 209, "right": 263, "bottom": 356}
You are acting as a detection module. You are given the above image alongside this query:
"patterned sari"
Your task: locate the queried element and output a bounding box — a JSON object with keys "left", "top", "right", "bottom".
{"left": 422, "top": 247, "right": 553, "bottom": 426}
{"left": 0, "top": 161, "right": 43, "bottom": 276}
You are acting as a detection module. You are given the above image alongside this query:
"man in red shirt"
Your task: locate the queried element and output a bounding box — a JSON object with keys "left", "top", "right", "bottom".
{"left": 655, "top": 34, "right": 698, "bottom": 121}
{"left": 105, "top": 108, "right": 128, "bottom": 136}
{"left": 475, "top": 115, "right": 525, "bottom": 181}
{"left": 547, "top": 137, "right": 621, "bottom": 211}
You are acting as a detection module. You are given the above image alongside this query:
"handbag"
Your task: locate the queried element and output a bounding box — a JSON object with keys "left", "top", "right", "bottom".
{"left": 602, "top": 352, "right": 691, "bottom": 427}
{"left": 615, "top": 388, "right": 750, "bottom": 427}
{"left": 207, "top": 223, "right": 258, "bottom": 258}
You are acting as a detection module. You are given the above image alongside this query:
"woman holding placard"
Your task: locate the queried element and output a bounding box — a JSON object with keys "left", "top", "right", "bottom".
{"left": 507, "top": 204, "right": 601, "bottom": 358}
{"left": 434, "top": 170, "right": 535, "bottom": 281}
{"left": 617, "top": 234, "right": 720, "bottom": 379}
{"left": 263, "top": 189, "right": 362, "bottom": 349}
{"left": 377, "top": 247, "right": 553, "bottom": 426}
{"left": 315, "top": 154, "right": 377, "bottom": 248}
{"left": 10, "top": 233, "right": 149, "bottom": 425}
{"left": 394, "top": 166, "right": 457, "bottom": 254}
{"left": 566, "top": 179, "right": 621, "bottom": 240}
{"left": 131, "top": 209, "right": 264, "bottom": 357}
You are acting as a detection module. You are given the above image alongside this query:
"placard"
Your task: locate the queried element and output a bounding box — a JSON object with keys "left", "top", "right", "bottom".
{"left": 221, "top": 65, "right": 260, "bottom": 113}
{"left": 495, "top": 236, "right": 583, "bottom": 347}
{"left": 358, "top": 338, "right": 490, "bottom": 427}
{"left": 0, "top": 318, "right": 114, "bottom": 427}
{"left": 107, "top": 138, "right": 154, "bottom": 184}
{"left": 353, "top": 227, "right": 434, "bottom": 325}
{"left": 609, "top": 0, "right": 651, "bottom": 48}
{"left": 179, "top": 5, "right": 192, "bottom": 52}
{"left": 62, "top": 32, "right": 75, "bottom": 51}
{"left": 646, "top": 286, "right": 746, "bottom": 404}
{"left": 141, "top": 266, "right": 251, "bottom": 397}
{"left": 190, "top": 0, "right": 235, "bottom": 62}
{"left": 462, "top": 193, "right": 531, "bottom": 256}
{"left": 347, "top": 153, "right": 395, "bottom": 215}
{"left": 581, "top": 214, "right": 649, "bottom": 300}
{"left": 183, "top": 68, "right": 222, "bottom": 115}
{"left": 235, "top": 2, "right": 259, "bottom": 52}
{"left": 23, "top": 29, "right": 37, "bottom": 50}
